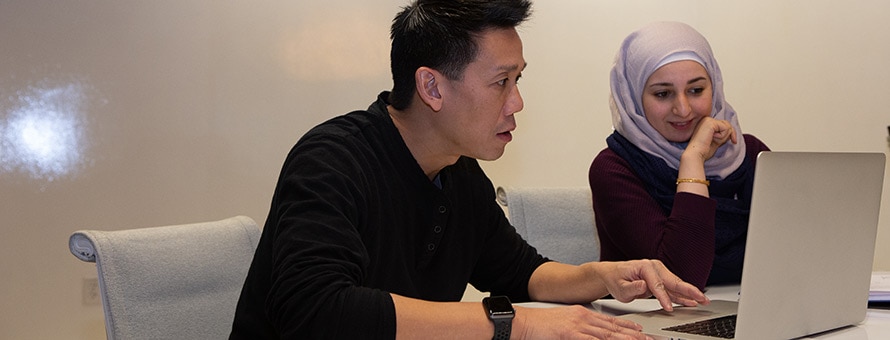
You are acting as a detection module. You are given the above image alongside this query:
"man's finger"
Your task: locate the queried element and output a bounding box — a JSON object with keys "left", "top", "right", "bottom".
{"left": 637, "top": 262, "right": 676, "bottom": 311}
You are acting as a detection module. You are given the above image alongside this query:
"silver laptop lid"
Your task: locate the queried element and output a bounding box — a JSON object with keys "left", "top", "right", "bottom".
{"left": 736, "top": 151, "right": 885, "bottom": 339}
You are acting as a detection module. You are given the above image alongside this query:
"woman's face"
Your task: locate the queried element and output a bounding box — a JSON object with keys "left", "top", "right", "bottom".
{"left": 641, "top": 60, "right": 713, "bottom": 143}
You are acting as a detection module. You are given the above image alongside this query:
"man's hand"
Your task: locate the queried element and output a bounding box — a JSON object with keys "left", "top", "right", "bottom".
{"left": 514, "top": 305, "right": 653, "bottom": 340}
{"left": 594, "top": 259, "right": 710, "bottom": 311}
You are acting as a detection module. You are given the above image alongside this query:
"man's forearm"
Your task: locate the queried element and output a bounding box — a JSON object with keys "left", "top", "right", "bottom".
{"left": 391, "top": 294, "right": 494, "bottom": 339}
{"left": 527, "top": 261, "right": 610, "bottom": 304}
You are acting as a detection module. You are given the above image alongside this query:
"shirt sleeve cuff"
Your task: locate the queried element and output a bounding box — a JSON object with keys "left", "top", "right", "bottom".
{"left": 671, "top": 192, "right": 717, "bottom": 227}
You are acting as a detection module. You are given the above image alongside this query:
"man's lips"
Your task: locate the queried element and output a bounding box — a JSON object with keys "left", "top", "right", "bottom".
{"left": 497, "top": 129, "right": 514, "bottom": 142}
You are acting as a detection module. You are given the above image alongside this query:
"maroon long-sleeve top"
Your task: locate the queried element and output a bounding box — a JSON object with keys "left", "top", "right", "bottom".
{"left": 589, "top": 135, "right": 769, "bottom": 289}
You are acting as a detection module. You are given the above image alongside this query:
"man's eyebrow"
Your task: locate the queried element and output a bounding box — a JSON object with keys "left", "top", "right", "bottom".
{"left": 496, "top": 62, "right": 527, "bottom": 72}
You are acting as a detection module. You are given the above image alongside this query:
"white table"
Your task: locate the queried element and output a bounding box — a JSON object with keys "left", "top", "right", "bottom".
{"left": 518, "top": 285, "right": 890, "bottom": 339}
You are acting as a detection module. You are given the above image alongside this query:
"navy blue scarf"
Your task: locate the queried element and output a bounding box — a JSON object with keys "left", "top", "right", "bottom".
{"left": 606, "top": 132, "right": 755, "bottom": 285}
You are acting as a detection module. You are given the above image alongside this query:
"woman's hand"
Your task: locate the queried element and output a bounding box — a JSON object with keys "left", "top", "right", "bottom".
{"left": 685, "top": 117, "right": 737, "bottom": 162}
{"left": 676, "top": 117, "right": 736, "bottom": 196}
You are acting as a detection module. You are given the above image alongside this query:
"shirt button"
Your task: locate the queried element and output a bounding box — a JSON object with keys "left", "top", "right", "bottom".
{"left": 438, "top": 205, "right": 447, "bottom": 213}
{"left": 427, "top": 243, "right": 436, "bottom": 251}
{"left": 433, "top": 225, "right": 442, "bottom": 233}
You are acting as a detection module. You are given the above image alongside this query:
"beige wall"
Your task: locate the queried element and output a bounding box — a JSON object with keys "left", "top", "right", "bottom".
{"left": 1, "top": 1, "right": 888, "bottom": 338}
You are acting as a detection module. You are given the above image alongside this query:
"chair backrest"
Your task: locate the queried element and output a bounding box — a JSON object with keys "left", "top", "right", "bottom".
{"left": 69, "top": 215, "right": 260, "bottom": 340}
{"left": 496, "top": 186, "right": 599, "bottom": 265}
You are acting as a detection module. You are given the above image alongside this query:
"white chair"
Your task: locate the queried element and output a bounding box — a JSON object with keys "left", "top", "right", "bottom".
{"left": 69, "top": 215, "right": 260, "bottom": 340}
{"left": 496, "top": 186, "right": 599, "bottom": 265}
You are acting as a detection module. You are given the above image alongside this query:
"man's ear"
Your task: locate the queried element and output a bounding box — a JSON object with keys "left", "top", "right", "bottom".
{"left": 416, "top": 67, "right": 443, "bottom": 111}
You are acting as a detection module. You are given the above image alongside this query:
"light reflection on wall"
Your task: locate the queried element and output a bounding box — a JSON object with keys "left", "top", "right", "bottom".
{"left": 277, "top": 8, "right": 389, "bottom": 81}
{"left": 1, "top": 78, "right": 94, "bottom": 184}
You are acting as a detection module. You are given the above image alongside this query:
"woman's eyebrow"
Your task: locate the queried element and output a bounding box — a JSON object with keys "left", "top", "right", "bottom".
{"left": 687, "top": 76, "right": 708, "bottom": 85}
{"left": 647, "top": 76, "right": 708, "bottom": 88}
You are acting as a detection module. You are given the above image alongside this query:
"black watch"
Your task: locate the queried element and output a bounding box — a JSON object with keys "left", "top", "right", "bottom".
{"left": 482, "top": 296, "right": 514, "bottom": 340}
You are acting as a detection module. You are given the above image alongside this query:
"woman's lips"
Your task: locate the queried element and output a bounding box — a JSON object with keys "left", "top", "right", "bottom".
{"left": 670, "top": 120, "right": 693, "bottom": 130}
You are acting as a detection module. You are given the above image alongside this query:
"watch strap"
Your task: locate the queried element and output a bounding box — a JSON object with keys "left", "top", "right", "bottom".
{"left": 492, "top": 317, "right": 511, "bottom": 340}
{"left": 483, "top": 296, "right": 513, "bottom": 340}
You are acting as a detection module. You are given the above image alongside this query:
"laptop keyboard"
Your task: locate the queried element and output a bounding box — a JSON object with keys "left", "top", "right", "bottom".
{"left": 663, "top": 314, "right": 737, "bottom": 339}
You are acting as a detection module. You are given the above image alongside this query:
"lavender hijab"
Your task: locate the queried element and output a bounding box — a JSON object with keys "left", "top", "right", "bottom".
{"left": 610, "top": 21, "right": 745, "bottom": 179}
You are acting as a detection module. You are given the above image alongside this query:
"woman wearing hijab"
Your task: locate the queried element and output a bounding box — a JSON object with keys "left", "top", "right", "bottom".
{"left": 589, "top": 21, "right": 770, "bottom": 290}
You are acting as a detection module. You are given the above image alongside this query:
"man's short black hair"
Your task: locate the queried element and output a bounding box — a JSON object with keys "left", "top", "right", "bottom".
{"left": 388, "top": 0, "right": 532, "bottom": 110}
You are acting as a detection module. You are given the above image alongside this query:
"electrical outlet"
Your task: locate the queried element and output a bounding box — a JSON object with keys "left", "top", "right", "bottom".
{"left": 82, "top": 277, "right": 100, "bottom": 306}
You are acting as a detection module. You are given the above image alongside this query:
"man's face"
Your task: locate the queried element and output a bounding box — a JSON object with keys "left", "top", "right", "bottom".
{"left": 436, "top": 27, "right": 526, "bottom": 161}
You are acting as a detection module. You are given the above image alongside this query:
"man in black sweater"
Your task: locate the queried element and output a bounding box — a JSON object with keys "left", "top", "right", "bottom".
{"left": 230, "top": 1, "right": 709, "bottom": 339}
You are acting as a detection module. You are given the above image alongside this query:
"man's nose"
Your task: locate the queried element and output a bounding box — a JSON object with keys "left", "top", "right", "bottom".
{"left": 506, "top": 85, "right": 524, "bottom": 115}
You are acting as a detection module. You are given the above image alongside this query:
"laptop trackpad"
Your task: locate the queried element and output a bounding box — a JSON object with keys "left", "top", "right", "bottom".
{"left": 617, "top": 300, "right": 738, "bottom": 331}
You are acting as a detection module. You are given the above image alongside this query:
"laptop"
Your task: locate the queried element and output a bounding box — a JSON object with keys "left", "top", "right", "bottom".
{"left": 618, "top": 151, "right": 886, "bottom": 339}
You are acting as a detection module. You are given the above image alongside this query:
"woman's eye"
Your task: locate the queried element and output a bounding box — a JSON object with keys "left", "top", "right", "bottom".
{"left": 653, "top": 91, "right": 670, "bottom": 98}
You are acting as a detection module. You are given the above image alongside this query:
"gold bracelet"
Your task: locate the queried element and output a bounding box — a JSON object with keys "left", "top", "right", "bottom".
{"left": 676, "top": 178, "right": 710, "bottom": 186}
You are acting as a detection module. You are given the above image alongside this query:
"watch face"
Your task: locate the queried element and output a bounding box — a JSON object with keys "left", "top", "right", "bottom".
{"left": 486, "top": 296, "right": 514, "bottom": 316}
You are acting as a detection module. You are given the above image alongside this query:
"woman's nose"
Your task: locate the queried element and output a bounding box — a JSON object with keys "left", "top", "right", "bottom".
{"left": 672, "top": 94, "right": 692, "bottom": 117}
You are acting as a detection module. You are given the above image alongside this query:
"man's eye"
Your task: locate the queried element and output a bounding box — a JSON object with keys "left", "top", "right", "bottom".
{"left": 497, "top": 79, "right": 508, "bottom": 86}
